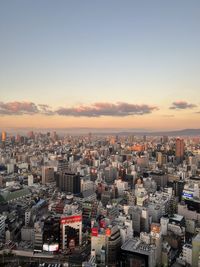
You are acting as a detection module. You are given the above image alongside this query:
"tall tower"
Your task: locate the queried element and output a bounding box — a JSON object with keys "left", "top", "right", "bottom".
{"left": 1, "top": 131, "right": 6, "bottom": 142}
{"left": 175, "top": 138, "right": 184, "bottom": 164}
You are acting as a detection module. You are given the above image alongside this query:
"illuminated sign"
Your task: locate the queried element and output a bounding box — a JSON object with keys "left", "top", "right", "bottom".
{"left": 105, "top": 228, "right": 111, "bottom": 237}
{"left": 68, "top": 238, "right": 75, "bottom": 250}
{"left": 182, "top": 192, "right": 193, "bottom": 199}
{"left": 61, "top": 215, "right": 82, "bottom": 224}
{"left": 151, "top": 224, "right": 160, "bottom": 234}
{"left": 43, "top": 243, "right": 59, "bottom": 252}
{"left": 43, "top": 244, "right": 48, "bottom": 251}
{"left": 100, "top": 220, "right": 106, "bottom": 229}
{"left": 91, "top": 227, "right": 98, "bottom": 237}
{"left": 49, "top": 244, "right": 59, "bottom": 252}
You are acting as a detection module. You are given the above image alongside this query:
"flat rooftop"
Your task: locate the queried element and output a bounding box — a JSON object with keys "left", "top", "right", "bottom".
{"left": 121, "top": 238, "right": 155, "bottom": 256}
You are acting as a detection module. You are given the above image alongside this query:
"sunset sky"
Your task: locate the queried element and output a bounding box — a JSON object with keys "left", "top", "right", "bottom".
{"left": 0, "top": 1, "right": 200, "bottom": 130}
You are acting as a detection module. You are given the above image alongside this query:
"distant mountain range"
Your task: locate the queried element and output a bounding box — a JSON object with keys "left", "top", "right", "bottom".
{"left": 1, "top": 127, "right": 200, "bottom": 136}
{"left": 115, "top": 128, "right": 200, "bottom": 137}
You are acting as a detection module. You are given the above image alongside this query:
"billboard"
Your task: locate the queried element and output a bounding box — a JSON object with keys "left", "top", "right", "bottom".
{"left": 43, "top": 243, "right": 59, "bottom": 252}
{"left": 60, "top": 215, "right": 82, "bottom": 224}
{"left": 151, "top": 224, "right": 160, "bottom": 234}
{"left": 151, "top": 224, "right": 161, "bottom": 238}
{"left": 182, "top": 191, "right": 193, "bottom": 200}
{"left": 65, "top": 225, "right": 79, "bottom": 249}
{"left": 100, "top": 220, "right": 106, "bottom": 229}
{"left": 91, "top": 227, "right": 98, "bottom": 237}
{"left": 105, "top": 228, "right": 111, "bottom": 237}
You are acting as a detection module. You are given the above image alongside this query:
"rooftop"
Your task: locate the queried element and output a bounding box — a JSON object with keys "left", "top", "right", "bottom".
{"left": 0, "top": 188, "right": 31, "bottom": 203}
{"left": 121, "top": 238, "right": 155, "bottom": 255}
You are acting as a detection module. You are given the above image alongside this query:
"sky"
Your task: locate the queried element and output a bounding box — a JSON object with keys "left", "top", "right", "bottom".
{"left": 0, "top": 0, "right": 200, "bottom": 130}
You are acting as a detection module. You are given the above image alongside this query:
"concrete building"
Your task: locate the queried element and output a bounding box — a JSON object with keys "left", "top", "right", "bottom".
{"left": 34, "top": 222, "right": 43, "bottom": 252}
{"left": 121, "top": 238, "right": 157, "bottom": 267}
{"left": 182, "top": 244, "right": 192, "bottom": 266}
{"left": 21, "top": 226, "right": 35, "bottom": 242}
{"left": 192, "top": 233, "right": 200, "bottom": 267}
{"left": 0, "top": 215, "right": 6, "bottom": 238}
{"left": 58, "top": 172, "right": 81, "bottom": 194}
{"left": 129, "top": 206, "right": 142, "bottom": 235}
{"left": 28, "top": 175, "right": 34, "bottom": 186}
{"left": 42, "top": 166, "right": 54, "bottom": 184}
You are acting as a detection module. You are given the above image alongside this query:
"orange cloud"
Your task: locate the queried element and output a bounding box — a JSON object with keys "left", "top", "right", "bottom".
{"left": 0, "top": 101, "right": 158, "bottom": 117}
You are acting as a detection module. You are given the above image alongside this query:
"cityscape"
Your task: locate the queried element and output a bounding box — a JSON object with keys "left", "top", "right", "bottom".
{"left": 1, "top": 1, "right": 200, "bottom": 267}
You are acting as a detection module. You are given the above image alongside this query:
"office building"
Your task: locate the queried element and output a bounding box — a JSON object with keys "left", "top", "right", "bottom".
{"left": 42, "top": 166, "right": 54, "bottom": 184}
{"left": 192, "top": 233, "right": 200, "bottom": 267}
{"left": 120, "top": 238, "right": 157, "bottom": 267}
{"left": 175, "top": 138, "right": 184, "bottom": 164}
{"left": 57, "top": 159, "right": 68, "bottom": 173}
{"left": 129, "top": 206, "right": 142, "bottom": 235}
{"left": 58, "top": 172, "right": 81, "bottom": 194}
{"left": 182, "top": 244, "right": 192, "bottom": 266}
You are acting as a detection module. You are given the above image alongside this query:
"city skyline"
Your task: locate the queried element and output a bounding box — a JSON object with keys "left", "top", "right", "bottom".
{"left": 1, "top": 1, "right": 200, "bottom": 129}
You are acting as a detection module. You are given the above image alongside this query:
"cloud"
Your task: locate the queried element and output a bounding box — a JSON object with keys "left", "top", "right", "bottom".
{"left": 170, "top": 101, "right": 197, "bottom": 110}
{"left": 56, "top": 102, "right": 158, "bottom": 117}
{"left": 0, "top": 101, "right": 158, "bottom": 117}
{"left": 38, "top": 104, "right": 54, "bottom": 115}
{"left": 0, "top": 101, "right": 39, "bottom": 115}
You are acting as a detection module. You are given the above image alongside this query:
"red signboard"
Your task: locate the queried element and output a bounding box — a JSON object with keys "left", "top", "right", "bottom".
{"left": 105, "top": 228, "right": 111, "bottom": 237}
{"left": 60, "top": 215, "right": 82, "bottom": 224}
{"left": 91, "top": 227, "right": 98, "bottom": 237}
{"left": 100, "top": 220, "right": 106, "bottom": 229}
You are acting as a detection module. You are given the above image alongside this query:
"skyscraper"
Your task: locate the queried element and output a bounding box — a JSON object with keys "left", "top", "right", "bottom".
{"left": 1, "top": 131, "right": 6, "bottom": 142}
{"left": 175, "top": 138, "right": 184, "bottom": 164}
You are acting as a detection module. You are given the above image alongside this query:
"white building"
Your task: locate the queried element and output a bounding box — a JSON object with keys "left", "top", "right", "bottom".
{"left": 28, "top": 175, "right": 34, "bottom": 186}
{"left": 182, "top": 244, "right": 192, "bottom": 266}
{"left": 115, "top": 179, "right": 128, "bottom": 196}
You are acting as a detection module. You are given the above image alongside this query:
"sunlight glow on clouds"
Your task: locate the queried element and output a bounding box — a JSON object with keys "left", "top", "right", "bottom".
{"left": 0, "top": 101, "right": 158, "bottom": 117}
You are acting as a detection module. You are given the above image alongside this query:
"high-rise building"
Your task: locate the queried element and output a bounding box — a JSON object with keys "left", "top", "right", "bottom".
{"left": 1, "top": 131, "right": 6, "bottom": 142}
{"left": 129, "top": 206, "right": 142, "bottom": 235}
{"left": 175, "top": 138, "right": 184, "bottom": 164}
{"left": 58, "top": 172, "right": 81, "bottom": 194}
{"left": 42, "top": 166, "right": 54, "bottom": 184}
{"left": 106, "top": 225, "right": 121, "bottom": 264}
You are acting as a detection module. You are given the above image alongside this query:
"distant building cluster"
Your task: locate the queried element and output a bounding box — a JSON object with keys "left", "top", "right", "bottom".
{"left": 1, "top": 130, "right": 200, "bottom": 266}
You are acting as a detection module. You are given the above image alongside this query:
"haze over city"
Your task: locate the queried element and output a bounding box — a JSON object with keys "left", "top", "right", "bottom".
{"left": 1, "top": 1, "right": 200, "bottom": 130}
